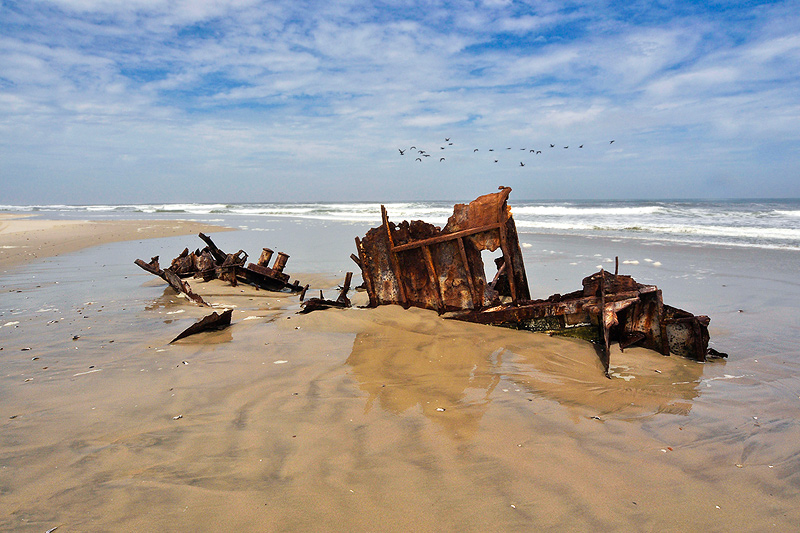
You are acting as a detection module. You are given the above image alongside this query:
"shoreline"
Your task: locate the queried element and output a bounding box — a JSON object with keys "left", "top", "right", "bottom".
{"left": 0, "top": 214, "right": 235, "bottom": 270}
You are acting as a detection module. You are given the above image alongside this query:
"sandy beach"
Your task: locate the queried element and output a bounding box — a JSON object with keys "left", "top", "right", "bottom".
{"left": 1, "top": 216, "right": 799, "bottom": 531}
{"left": 0, "top": 214, "right": 234, "bottom": 270}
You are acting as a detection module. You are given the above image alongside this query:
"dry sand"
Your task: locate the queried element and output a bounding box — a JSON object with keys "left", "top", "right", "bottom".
{"left": 1, "top": 220, "right": 798, "bottom": 531}
{"left": 0, "top": 213, "right": 233, "bottom": 269}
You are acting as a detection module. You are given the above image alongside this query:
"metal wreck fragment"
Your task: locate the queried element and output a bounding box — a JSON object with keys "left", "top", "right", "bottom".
{"left": 353, "top": 186, "right": 725, "bottom": 376}
{"left": 170, "top": 309, "right": 233, "bottom": 343}
{"left": 134, "top": 256, "right": 208, "bottom": 306}
{"left": 299, "top": 272, "right": 353, "bottom": 313}
{"left": 135, "top": 233, "right": 303, "bottom": 297}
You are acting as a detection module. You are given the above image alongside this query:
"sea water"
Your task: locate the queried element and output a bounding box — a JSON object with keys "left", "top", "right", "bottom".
{"left": 3, "top": 198, "right": 800, "bottom": 251}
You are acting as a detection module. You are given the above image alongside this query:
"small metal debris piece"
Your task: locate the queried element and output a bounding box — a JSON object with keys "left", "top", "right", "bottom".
{"left": 170, "top": 309, "right": 233, "bottom": 343}
{"left": 299, "top": 272, "right": 353, "bottom": 313}
{"left": 354, "top": 186, "right": 726, "bottom": 377}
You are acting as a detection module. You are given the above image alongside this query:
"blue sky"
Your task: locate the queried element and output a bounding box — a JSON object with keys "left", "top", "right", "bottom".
{"left": 1, "top": 0, "right": 798, "bottom": 203}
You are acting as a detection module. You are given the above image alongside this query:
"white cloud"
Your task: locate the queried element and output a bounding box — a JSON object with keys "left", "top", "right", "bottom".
{"left": 1, "top": 1, "right": 799, "bottom": 201}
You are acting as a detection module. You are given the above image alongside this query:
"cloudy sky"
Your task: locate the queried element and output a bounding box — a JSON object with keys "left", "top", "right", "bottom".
{"left": 1, "top": 0, "right": 798, "bottom": 203}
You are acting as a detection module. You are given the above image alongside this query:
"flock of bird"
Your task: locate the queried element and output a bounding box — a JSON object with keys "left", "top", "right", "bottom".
{"left": 399, "top": 138, "right": 616, "bottom": 166}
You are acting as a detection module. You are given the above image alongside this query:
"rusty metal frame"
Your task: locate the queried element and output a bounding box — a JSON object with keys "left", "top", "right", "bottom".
{"left": 354, "top": 186, "right": 530, "bottom": 313}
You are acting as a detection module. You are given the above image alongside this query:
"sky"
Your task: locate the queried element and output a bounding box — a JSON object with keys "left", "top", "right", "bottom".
{"left": 1, "top": 0, "right": 799, "bottom": 203}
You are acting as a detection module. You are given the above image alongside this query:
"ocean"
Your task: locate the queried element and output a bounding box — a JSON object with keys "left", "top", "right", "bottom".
{"left": 3, "top": 198, "right": 800, "bottom": 251}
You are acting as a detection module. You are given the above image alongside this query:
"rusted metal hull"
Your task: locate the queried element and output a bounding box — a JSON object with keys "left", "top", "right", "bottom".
{"left": 353, "top": 187, "right": 725, "bottom": 376}
{"left": 354, "top": 186, "right": 529, "bottom": 313}
{"left": 447, "top": 270, "right": 719, "bottom": 374}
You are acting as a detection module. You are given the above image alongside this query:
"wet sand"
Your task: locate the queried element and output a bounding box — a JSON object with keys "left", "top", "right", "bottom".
{"left": 1, "top": 220, "right": 799, "bottom": 531}
{"left": 0, "top": 214, "right": 234, "bottom": 269}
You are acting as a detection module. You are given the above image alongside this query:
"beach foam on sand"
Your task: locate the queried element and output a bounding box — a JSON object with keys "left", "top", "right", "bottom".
{"left": 1, "top": 219, "right": 799, "bottom": 531}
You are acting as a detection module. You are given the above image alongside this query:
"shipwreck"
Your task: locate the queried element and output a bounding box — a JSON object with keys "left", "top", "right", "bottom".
{"left": 352, "top": 186, "right": 725, "bottom": 376}
{"left": 135, "top": 232, "right": 304, "bottom": 302}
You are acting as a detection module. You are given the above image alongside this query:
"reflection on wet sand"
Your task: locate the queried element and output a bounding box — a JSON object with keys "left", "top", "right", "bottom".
{"left": 345, "top": 305, "right": 711, "bottom": 441}
{"left": 346, "top": 330, "right": 501, "bottom": 440}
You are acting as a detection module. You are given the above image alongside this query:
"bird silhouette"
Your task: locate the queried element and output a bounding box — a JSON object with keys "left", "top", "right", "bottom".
{"left": 494, "top": 160, "right": 498, "bottom": 163}
{"left": 550, "top": 144, "right": 555, "bottom": 148}
{"left": 530, "top": 149, "right": 535, "bottom": 153}
{"left": 445, "top": 138, "right": 450, "bottom": 142}
{"left": 609, "top": 140, "right": 615, "bottom": 144}
{"left": 519, "top": 162, "right": 525, "bottom": 167}
{"left": 564, "top": 146, "right": 568, "bottom": 149}
{"left": 440, "top": 157, "right": 445, "bottom": 162}
{"left": 536, "top": 151, "right": 542, "bottom": 154}
{"left": 579, "top": 145, "right": 583, "bottom": 148}
{"left": 489, "top": 149, "right": 494, "bottom": 151}
{"left": 410, "top": 146, "right": 416, "bottom": 150}
{"left": 415, "top": 157, "right": 422, "bottom": 162}
{"left": 440, "top": 147, "right": 445, "bottom": 150}
{"left": 474, "top": 149, "right": 479, "bottom": 152}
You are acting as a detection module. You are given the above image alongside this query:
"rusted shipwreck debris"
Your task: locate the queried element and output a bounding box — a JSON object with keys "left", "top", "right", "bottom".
{"left": 170, "top": 309, "right": 233, "bottom": 343}
{"left": 353, "top": 186, "right": 725, "bottom": 376}
{"left": 135, "top": 233, "right": 304, "bottom": 301}
{"left": 299, "top": 272, "right": 353, "bottom": 313}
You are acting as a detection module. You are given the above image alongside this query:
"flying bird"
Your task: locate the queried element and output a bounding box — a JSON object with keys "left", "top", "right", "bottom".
{"left": 440, "top": 158, "right": 445, "bottom": 162}
{"left": 519, "top": 162, "right": 525, "bottom": 167}
{"left": 536, "top": 151, "right": 542, "bottom": 154}
{"left": 530, "top": 149, "right": 535, "bottom": 153}
{"left": 416, "top": 158, "right": 422, "bottom": 162}
{"left": 564, "top": 146, "right": 568, "bottom": 149}
{"left": 445, "top": 138, "right": 450, "bottom": 141}
{"left": 410, "top": 146, "right": 416, "bottom": 150}
{"left": 550, "top": 144, "right": 555, "bottom": 148}
{"left": 474, "top": 148, "right": 479, "bottom": 152}
{"left": 579, "top": 145, "right": 583, "bottom": 148}
{"left": 610, "top": 140, "right": 615, "bottom": 144}
{"left": 489, "top": 149, "right": 494, "bottom": 151}
{"left": 494, "top": 160, "right": 498, "bottom": 163}
{"left": 399, "top": 149, "right": 405, "bottom": 155}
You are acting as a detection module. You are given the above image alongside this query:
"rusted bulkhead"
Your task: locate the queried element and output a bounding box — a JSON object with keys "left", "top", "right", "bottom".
{"left": 354, "top": 187, "right": 724, "bottom": 376}
{"left": 353, "top": 186, "right": 530, "bottom": 313}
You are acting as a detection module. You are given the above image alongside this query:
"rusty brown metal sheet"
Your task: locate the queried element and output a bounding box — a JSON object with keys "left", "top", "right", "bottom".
{"left": 170, "top": 308, "right": 233, "bottom": 343}
{"left": 354, "top": 186, "right": 530, "bottom": 313}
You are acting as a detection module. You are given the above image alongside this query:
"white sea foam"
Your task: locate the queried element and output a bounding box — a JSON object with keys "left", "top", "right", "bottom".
{"left": 512, "top": 205, "right": 663, "bottom": 216}
{"left": 2, "top": 199, "right": 799, "bottom": 251}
